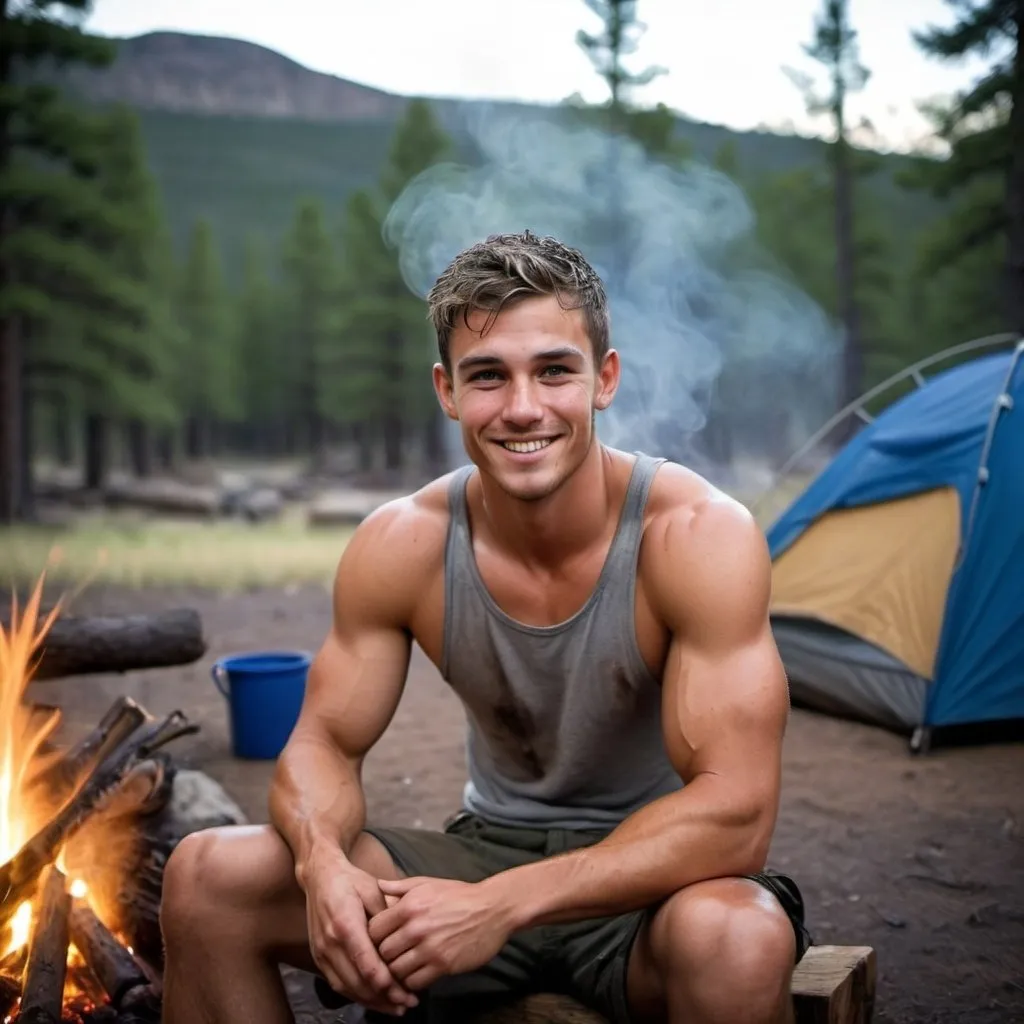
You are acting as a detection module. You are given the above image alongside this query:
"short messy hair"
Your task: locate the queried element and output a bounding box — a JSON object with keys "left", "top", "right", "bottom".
{"left": 427, "top": 230, "right": 610, "bottom": 371}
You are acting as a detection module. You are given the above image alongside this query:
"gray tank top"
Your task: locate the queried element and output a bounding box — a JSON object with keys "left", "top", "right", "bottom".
{"left": 440, "top": 453, "right": 683, "bottom": 830}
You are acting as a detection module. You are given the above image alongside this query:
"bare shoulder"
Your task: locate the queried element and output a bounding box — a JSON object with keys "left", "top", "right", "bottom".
{"left": 640, "top": 460, "right": 772, "bottom": 635}
{"left": 331, "top": 473, "right": 455, "bottom": 627}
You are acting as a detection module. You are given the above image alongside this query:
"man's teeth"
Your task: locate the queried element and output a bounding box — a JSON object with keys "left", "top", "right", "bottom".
{"left": 502, "top": 439, "right": 553, "bottom": 453}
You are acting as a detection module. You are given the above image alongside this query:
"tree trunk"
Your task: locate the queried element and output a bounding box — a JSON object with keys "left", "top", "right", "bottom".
{"left": 184, "top": 416, "right": 206, "bottom": 459}
{"left": 53, "top": 397, "right": 74, "bottom": 466}
{"left": 353, "top": 422, "right": 374, "bottom": 472}
{"left": 382, "top": 414, "right": 403, "bottom": 472}
{"left": 125, "top": 419, "right": 152, "bottom": 478}
{"left": 19, "top": 357, "right": 35, "bottom": 519}
{"left": 155, "top": 430, "right": 175, "bottom": 471}
{"left": 424, "top": 410, "right": 448, "bottom": 475}
{"left": 83, "top": 413, "right": 108, "bottom": 491}
{"left": 0, "top": 317, "right": 24, "bottom": 523}
{"left": 1007, "top": 1, "right": 1024, "bottom": 334}
{"left": 0, "top": 0, "right": 21, "bottom": 524}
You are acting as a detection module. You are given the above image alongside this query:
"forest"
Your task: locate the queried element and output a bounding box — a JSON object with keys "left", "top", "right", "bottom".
{"left": 0, "top": 0, "right": 1020, "bottom": 523}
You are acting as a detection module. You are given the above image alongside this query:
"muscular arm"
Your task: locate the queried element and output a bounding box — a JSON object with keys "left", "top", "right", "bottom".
{"left": 268, "top": 499, "right": 434, "bottom": 886}
{"left": 487, "top": 494, "right": 789, "bottom": 929}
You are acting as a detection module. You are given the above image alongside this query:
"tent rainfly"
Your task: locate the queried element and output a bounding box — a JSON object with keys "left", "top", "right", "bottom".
{"left": 767, "top": 343, "right": 1024, "bottom": 751}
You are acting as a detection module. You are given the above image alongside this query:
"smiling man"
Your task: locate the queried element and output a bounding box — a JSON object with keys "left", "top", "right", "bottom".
{"left": 159, "top": 231, "right": 810, "bottom": 1024}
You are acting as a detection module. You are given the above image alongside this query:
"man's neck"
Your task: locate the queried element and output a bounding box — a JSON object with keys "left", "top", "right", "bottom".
{"left": 474, "top": 443, "right": 619, "bottom": 569}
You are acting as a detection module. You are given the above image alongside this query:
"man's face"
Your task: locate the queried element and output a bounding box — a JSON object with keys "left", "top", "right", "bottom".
{"left": 433, "top": 294, "right": 620, "bottom": 502}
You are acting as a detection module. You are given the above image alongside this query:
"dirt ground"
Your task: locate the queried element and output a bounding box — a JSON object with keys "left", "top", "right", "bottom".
{"left": 36, "top": 583, "right": 1024, "bottom": 1024}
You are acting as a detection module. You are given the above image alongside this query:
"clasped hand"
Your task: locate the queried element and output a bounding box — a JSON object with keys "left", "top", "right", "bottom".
{"left": 369, "top": 876, "right": 513, "bottom": 993}
{"left": 306, "top": 858, "right": 513, "bottom": 1018}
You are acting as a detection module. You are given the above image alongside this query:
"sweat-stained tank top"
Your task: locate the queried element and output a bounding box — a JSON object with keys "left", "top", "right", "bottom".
{"left": 439, "top": 453, "right": 683, "bottom": 830}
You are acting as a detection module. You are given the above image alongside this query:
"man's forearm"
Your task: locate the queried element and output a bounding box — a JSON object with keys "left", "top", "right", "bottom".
{"left": 268, "top": 732, "right": 367, "bottom": 886}
{"left": 484, "top": 776, "right": 775, "bottom": 930}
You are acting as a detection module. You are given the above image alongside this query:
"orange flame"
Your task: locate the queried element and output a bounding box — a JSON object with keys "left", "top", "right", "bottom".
{"left": 0, "top": 573, "right": 62, "bottom": 865}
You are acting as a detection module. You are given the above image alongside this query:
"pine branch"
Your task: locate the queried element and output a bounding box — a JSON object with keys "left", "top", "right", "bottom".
{"left": 914, "top": 0, "right": 1016, "bottom": 58}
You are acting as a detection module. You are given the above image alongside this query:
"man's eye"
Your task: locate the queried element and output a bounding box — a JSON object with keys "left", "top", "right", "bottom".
{"left": 470, "top": 370, "right": 501, "bottom": 382}
{"left": 541, "top": 365, "right": 570, "bottom": 377}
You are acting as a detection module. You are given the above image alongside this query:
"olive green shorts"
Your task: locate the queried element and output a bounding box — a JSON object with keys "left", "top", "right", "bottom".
{"left": 355, "top": 811, "right": 811, "bottom": 1023}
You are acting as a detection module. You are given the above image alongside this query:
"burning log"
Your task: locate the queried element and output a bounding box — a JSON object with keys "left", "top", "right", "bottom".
{"left": 0, "top": 710, "right": 198, "bottom": 935}
{"left": 0, "top": 949, "right": 22, "bottom": 1018}
{"left": 26, "top": 696, "right": 148, "bottom": 809}
{"left": 18, "top": 865, "right": 71, "bottom": 1024}
{"left": 15, "top": 609, "right": 207, "bottom": 681}
{"left": 68, "top": 899, "right": 159, "bottom": 1020}
{"left": 0, "top": 972, "right": 18, "bottom": 1018}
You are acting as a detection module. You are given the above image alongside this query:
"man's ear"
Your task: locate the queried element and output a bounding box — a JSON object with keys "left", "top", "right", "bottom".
{"left": 594, "top": 349, "right": 620, "bottom": 411}
{"left": 433, "top": 363, "right": 459, "bottom": 421}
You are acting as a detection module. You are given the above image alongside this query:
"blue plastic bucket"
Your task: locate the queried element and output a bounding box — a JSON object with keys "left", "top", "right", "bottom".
{"left": 211, "top": 650, "right": 311, "bottom": 759}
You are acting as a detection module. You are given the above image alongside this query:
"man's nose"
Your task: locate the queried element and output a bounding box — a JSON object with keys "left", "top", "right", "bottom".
{"left": 502, "top": 378, "right": 544, "bottom": 427}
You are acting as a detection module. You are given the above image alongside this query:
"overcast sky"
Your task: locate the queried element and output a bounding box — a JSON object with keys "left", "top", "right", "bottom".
{"left": 87, "top": 0, "right": 986, "bottom": 152}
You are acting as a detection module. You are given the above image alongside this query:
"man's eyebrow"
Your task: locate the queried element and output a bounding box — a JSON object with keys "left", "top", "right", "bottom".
{"left": 535, "top": 346, "right": 586, "bottom": 362}
{"left": 455, "top": 346, "right": 586, "bottom": 373}
{"left": 456, "top": 354, "right": 503, "bottom": 373}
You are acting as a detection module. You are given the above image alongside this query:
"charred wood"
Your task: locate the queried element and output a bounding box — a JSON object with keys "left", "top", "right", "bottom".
{"left": 0, "top": 710, "right": 198, "bottom": 934}
{"left": 26, "top": 696, "right": 147, "bottom": 809}
{"left": 68, "top": 899, "right": 151, "bottom": 1009}
{"left": 18, "top": 865, "right": 71, "bottom": 1024}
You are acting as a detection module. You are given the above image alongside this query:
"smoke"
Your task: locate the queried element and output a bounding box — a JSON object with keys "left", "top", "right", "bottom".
{"left": 383, "top": 104, "right": 841, "bottom": 486}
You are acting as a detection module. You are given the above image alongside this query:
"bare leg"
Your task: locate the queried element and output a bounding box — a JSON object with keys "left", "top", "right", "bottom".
{"left": 160, "top": 824, "right": 401, "bottom": 1024}
{"left": 626, "top": 877, "right": 797, "bottom": 1024}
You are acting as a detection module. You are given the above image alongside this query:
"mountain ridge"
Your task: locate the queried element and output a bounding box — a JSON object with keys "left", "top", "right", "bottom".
{"left": 63, "top": 30, "right": 411, "bottom": 121}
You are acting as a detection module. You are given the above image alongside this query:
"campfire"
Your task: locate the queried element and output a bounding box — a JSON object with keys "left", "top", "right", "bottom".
{"left": 0, "top": 577, "right": 209, "bottom": 1023}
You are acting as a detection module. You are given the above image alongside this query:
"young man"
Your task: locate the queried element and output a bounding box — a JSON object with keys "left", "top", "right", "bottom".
{"left": 160, "top": 231, "right": 810, "bottom": 1024}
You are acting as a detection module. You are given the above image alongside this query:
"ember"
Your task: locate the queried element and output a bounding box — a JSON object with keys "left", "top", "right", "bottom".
{"left": 0, "top": 577, "right": 203, "bottom": 1023}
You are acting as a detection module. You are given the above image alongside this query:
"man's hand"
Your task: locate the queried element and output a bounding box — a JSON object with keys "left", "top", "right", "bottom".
{"left": 301, "top": 850, "right": 419, "bottom": 1015}
{"left": 368, "top": 877, "right": 514, "bottom": 991}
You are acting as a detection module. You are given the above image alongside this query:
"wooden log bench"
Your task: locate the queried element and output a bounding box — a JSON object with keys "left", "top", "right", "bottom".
{"left": 451, "top": 945, "right": 876, "bottom": 1024}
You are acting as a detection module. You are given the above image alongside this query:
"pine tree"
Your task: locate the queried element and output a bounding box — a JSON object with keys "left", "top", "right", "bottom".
{"left": 0, "top": 0, "right": 116, "bottom": 520}
{"left": 786, "top": 0, "right": 871, "bottom": 409}
{"left": 909, "top": 0, "right": 1022, "bottom": 332}
{"left": 235, "top": 234, "right": 287, "bottom": 453}
{"left": 280, "top": 197, "right": 340, "bottom": 459}
{"left": 176, "top": 219, "right": 238, "bottom": 459}
{"left": 67, "top": 107, "right": 181, "bottom": 487}
{"left": 336, "top": 99, "right": 452, "bottom": 475}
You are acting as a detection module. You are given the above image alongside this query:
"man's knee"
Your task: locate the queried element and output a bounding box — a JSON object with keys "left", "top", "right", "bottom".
{"left": 162, "top": 827, "right": 234, "bottom": 940}
{"left": 651, "top": 877, "right": 796, "bottom": 987}
{"left": 162, "top": 824, "right": 289, "bottom": 945}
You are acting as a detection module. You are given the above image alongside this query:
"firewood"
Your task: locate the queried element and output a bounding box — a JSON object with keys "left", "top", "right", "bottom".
{"left": 18, "top": 865, "right": 71, "bottom": 1024}
{"left": 0, "top": 710, "right": 198, "bottom": 934}
{"left": 68, "top": 898, "right": 150, "bottom": 1009}
{"left": 25, "top": 696, "right": 147, "bottom": 809}
{"left": 18, "top": 608, "right": 207, "bottom": 681}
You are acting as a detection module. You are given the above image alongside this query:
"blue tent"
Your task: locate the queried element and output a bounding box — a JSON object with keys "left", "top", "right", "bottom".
{"left": 766, "top": 344, "right": 1024, "bottom": 745}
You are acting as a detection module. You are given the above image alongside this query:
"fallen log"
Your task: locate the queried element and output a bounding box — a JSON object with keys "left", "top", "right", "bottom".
{"left": 103, "top": 477, "right": 220, "bottom": 518}
{"left": 19, "top": 609, "right": 207, "bottom": 681}
{"left": 18, "top": 865, "right": 71, "bottom": 1024}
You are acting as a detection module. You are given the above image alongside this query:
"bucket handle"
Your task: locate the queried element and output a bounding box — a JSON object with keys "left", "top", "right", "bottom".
{"left": 211, "top": 660, "right": 229, "bottom": 698}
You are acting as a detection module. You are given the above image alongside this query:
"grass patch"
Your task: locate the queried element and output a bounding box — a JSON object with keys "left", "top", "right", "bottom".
{"left": 0, "top": 511, "right": 354, "bottom": 591}
{"left": 0, "top": 470, "right": 808, "bottom": 592}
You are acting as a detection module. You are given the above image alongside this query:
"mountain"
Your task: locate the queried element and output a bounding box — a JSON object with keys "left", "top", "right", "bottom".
{"left": 58, "top": 31, "right": 942, "bottom": 279}
{"left": 63, "top": 31, "right": 406, "bottom": 121}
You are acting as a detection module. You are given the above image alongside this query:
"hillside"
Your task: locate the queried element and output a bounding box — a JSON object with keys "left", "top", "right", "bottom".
{"left": 67, "top": 32, "right": 943, "bottom": 277}
{"left": 62, "top": 31, "right": 405, "bottom": 121}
